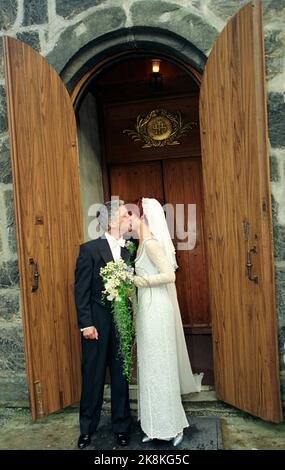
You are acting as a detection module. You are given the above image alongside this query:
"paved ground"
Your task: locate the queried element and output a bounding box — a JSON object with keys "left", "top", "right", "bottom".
{"left": 86, "top": 415, "right": 222, "bottom": 450}
{"left": 0, "top": 409, "right": 222, "bottom": 450}
{"left": 221, "top": 416, "right": 285, "bottom": 450}
{"left": 0, "top": 405, "right": 284, "bottom": 450}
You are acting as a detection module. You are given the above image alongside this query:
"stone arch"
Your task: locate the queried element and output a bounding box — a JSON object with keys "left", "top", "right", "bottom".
{"left": 47, "top": 26, "right": 208, "bottom": 94}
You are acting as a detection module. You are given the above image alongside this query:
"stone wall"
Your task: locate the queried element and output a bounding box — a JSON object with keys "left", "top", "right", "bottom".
{"left": 0, "top": 0, "right": 284, "bottom": 404}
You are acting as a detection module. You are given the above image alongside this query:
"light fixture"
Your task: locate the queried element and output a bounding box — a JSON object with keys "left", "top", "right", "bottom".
{"left": 152, "top": 59, "right": 161, "bottom": 74}
{"left": 150, "top": 59, "right": 163, "bottom": 92}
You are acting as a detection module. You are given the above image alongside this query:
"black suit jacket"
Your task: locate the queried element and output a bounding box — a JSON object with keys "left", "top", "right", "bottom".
{"left": 74, "top": 238, "right": 131, "bottom": 330}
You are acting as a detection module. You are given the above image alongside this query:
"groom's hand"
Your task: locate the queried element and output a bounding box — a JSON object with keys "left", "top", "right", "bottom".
{"left": 82, "top": 326, "right": 98, "bottom": 340}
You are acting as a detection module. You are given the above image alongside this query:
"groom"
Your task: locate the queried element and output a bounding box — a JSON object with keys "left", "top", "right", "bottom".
{"left": 74, "top": 199, "right": 133, "bottom": 449}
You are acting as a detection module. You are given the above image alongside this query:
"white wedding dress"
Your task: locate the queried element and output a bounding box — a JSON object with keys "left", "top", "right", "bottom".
{"left": 134, "top": 236, "right": 204, "bottom": 440}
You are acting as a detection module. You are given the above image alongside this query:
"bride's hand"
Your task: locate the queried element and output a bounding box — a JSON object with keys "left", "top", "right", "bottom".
{"left": 134, "top": 275, "right": 148, "bottom": 287}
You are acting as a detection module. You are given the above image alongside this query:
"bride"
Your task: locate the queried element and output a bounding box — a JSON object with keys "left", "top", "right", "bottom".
{"left": 129, "top": 197, "right": 204, "bottom": 446}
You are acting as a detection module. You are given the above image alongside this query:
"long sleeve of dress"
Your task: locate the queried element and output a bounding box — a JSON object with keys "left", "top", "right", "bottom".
{"left": 134, "top": 239, "right": 175, "bottom": 287}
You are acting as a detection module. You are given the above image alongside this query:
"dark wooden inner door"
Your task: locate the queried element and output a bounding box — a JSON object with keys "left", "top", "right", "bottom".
{"left": 109, "top": 157, "right": 213, "bottom": 384}
{"left": 92, "top": 58, "right": 213, "bottom": 384}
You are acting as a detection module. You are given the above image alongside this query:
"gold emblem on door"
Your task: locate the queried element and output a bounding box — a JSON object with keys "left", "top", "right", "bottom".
{"left": 123, "top": 109, "right": 197, "bottom": 148}
{"left": 147, "top": 115, "right": 172, "bottom": 141}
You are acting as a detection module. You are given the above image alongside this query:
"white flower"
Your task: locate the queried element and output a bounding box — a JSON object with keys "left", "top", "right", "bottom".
{"left": 101, "top": 259, "right": 135, "bottom": 304}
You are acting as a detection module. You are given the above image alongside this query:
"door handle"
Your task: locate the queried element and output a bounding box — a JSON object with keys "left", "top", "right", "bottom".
{"left": 246, "top": 246, "right": 259, "bottom": 284}
{"left": 29, "top": 258, "right": 39, "bottom": 292}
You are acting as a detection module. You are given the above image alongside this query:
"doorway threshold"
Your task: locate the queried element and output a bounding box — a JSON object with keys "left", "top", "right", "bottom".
{"left": 103, "top": 385, "right": 247, "bottom": 418}
{"left": 103, "top": 384, "right": 217, "bottom": 403}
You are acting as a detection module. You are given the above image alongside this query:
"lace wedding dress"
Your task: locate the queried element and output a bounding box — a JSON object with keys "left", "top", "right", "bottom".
{"left": 134, "top": 237, "right": 204, "bottom": 439}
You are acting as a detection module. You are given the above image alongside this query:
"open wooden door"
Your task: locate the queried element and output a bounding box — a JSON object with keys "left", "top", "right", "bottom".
{"left": 4, "top": 37, "right": 83, "bottom": 420}
{"left": 199, "top": 0, "right": 283, "bottom": 422}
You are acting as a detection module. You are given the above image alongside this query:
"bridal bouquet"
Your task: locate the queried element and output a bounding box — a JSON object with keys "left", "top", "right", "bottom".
{"left": 100, "top": 258, "right": 136, "bottom": 382}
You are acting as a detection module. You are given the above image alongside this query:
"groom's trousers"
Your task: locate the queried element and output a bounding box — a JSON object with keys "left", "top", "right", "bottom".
{"left": 79, "top": 306, "right": 132, "bottom": 436}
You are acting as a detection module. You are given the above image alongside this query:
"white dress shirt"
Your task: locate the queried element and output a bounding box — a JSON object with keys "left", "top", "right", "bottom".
{"left": 81, "top": 232, "right": 125, "bottom": 331}
{"left": 104, "top": 231, "right": 125, "bottom": 261}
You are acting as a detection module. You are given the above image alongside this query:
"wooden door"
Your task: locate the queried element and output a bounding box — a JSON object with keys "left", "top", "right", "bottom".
{"left": 109, "top": 161, "right": 164, "bottom": 203}
{"left": 199, "top": 0, "right": 282, "bottom": 422}
{"left": 109, "top": 158, "right": 214, "bottom": 384}
{"left": 163, "top": 158, "right": 210, "bottom": 326}
{"left": 163, "top": 157, "right": 213, "bottom": 384}
{"left": 4, "top": 37, "right": 83, "bottom": 420}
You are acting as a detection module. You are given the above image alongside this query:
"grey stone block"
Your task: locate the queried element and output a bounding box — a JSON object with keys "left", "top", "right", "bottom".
{"left": 265, "top": 28, "right": 285, "bottom": 81}
{"left": 207, "top": 0, "right": 249, "bottom": 21}
{"left": 47, "top": 7, "right": 126, "bottom": 73}
{"left": 0, "top": 85, "right": 8, "bottom": 134}
{"left": 270, "top": 187, "right": 285, "bottom": 262}
{"left": 131, "top": 0, "right": 180, "bottom": 19}
{"left": 278, "top": 326, "right": 285, "bottom": 367}
{"left": 130, "top": 0, "right": 218, "bottom": 54}
{"left": 7, "top": 223, "right": 17, "bottom": 253}
{"left": 0, "top": 260, "right": 19, "bottom": 287}
{"left": 280, "top": 371, "right": 285, "bottom": 402}
{"left": 267, "top": 93, "right": 285, "bottom": 148}
{"left": 264, "top": 0, "right": 285, "bottom": 21}
{"left": 16, "top": 31, "right": 41, "bottom": 53}
{"left": 4, "top": 188, "right": 17, "bottom": 253}
{"left": 0, "top": 0, "right": 18, "bottom": 31}
{"left": 0, "top": 289, "right": 20, "bottom": 321}
{"left": 23, "top": 0, "right": 48, "bottom": 26}
{"left": 271, "top": 194, "right": 285, "bottom": 262}
{"left": 0, "top": 37, "right": 3, "bottom": 78}
{"left": 0, "top": 323, "right": 25, "bottom": 374}
{"left": 4, "top": 188, "right": 14, "bottom": 226}
{"left": 275, "top": 267, "right": 285, "bottom": 328}
{"left": 273, "top": 224, "right": 285, "bottom": 263}
{"left": 0, "top": 373, "right": 28, "bottom": 403}
{"left": 271, "top": 194, "right": 279, "bottom": 226}
{"left": 270, "top": 155, "right": 280, "bottom": 182}
{"left": 56, "top": 0, "right": 106, "bottom": 19}
{"left": 0, "top": 137, "right": 12, "bottom": 184}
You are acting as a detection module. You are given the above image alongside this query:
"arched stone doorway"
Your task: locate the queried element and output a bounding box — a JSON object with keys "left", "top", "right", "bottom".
{"left": 72, "top": 49, "right": 213, "bottom": 385}
{"left": 59, "top": 28, "right": 212, "bottom": 384}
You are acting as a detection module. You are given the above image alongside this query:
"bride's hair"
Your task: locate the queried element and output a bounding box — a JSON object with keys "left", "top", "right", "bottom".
{"left": 128, "top": 197, "right": 149, "bottom": 224}
{"left": 133, "top": 197, "right": 143, "bottom": 217}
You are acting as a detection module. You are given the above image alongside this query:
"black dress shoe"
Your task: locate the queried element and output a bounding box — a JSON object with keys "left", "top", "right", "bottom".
{"left": 116, "top": 432, "right": 129, "bottom": 447}
{"left": 78, "top": 434, "right": 91, "bottom": 449}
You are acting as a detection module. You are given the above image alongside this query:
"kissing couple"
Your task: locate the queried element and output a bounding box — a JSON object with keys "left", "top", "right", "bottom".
{"left": 74, "top": 197, "right": 203, "bottom": 449}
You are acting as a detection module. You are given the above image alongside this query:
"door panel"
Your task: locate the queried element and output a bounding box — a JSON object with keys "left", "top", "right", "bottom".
{"left": 4, "top": 37, "right": 83, "bottom": 420}
{"left": 199, "top": 0, "right": 282, "bottom": 422}
{"left": 163, "top": 158, "right": 210, "bottom": 326}
{"left": 109, "top": 161, "right": 164, "bottom": 203}
{"left": 163, "top": 157, "right": 213, "bottom": 385}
